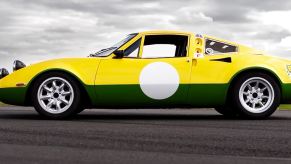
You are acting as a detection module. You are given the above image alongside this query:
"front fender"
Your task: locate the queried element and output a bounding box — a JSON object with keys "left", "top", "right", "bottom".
{"left": 0, "top": 58, "right": 100, "bottom": 105}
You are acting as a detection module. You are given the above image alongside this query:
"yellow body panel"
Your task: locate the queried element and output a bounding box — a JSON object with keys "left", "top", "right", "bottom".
{"left": 191, "top": 54, "right": 291, "bottom": 84}
{"left": 95, "top": 57, "right": 192, "bottom": 85}
{"left": 0, "top": 58, "right": 100, "bottom": 88}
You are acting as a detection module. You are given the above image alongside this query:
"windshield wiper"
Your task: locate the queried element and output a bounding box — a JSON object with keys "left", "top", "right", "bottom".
{"left": 90, "top": 47, "right": 117, "bottom": 57}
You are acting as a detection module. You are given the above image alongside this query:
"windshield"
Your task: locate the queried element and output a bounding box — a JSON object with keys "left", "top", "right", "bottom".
{"left": 90, "top": 33, "right": 137, "bottom": 57}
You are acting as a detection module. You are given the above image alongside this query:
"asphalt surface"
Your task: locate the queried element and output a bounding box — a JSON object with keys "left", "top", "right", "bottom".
{"left": 0, "top": 107, "right": 290, "bottom": 164}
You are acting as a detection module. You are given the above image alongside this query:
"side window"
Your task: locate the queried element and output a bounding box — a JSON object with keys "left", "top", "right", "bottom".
{"left": 142, "top": 35, "right": 188, "bottom": 58}
{"left": 205, "top": 39, "right": 237, "bottom": 55}
{"left": 142, "top": 44, "right": 176, "bottom": 58}
{"left": 124, "top": 39, "right": 141, "bottom": 58}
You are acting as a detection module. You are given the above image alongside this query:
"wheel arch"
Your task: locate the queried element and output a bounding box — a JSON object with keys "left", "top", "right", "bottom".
{"left": 25, "top": 69, "right": 93, "bottom": 107}
{"left": 227, "top": 67, "right": 282, "bottom": 101}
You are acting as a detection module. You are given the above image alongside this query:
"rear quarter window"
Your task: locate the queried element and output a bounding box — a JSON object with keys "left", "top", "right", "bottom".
{"left": 205, "top": 38, "right": 237, "bottom": 55}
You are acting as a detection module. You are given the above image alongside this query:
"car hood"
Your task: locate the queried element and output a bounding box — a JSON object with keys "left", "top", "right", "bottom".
{"left": 0, "top": 57, "right": 101, "bottom": 88}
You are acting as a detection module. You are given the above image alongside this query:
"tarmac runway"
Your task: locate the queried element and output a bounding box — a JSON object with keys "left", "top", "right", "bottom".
{"left": 0, "top": 106, "right": 290, "bottom": 164}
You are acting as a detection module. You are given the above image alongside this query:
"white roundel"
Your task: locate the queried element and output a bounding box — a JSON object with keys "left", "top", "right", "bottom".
{"left": 139, "top": 62, "right": 180, "bottom": 100}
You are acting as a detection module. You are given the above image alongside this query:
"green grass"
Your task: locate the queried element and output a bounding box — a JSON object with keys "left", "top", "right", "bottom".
{"left": 279, "top": 104, "right": 291, "bottom": 110}
{"left": 0, "top": 102, "right": 6, "bottom": 107}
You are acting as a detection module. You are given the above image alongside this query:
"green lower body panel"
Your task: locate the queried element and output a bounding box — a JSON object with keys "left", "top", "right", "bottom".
{"left": 0, "top": 84, "right": 230, "bottom": 108}
{"left": 0, "top": 87, "right": 27, "bottom": 105}
{"left": 93, "top": 84, "right": 189, "bottom": 108}
{"left": 92, "top": 84, "right": 229, "bottom": 108}
{"left": 187, "top": 84, "right": 229, "bottom": 107}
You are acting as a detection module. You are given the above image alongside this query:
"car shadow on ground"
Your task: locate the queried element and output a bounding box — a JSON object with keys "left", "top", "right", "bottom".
{"left": 74, "top": 113, "right": 291, "bottom": 121}
{"left": 0, "top": 108, "right": 290, "bottom": 121}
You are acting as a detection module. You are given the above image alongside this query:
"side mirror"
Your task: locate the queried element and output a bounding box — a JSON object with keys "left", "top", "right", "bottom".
{"left": 113, "top": 50, "right": 125, "bottom": 58}
{"left": 13, "top": 60, "right": 26, "bottom": 71}
{"left": 0, "top": 68, "right": 9, "bottom": 79}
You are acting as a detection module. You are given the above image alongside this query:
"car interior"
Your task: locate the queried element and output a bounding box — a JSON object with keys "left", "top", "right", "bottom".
{"left": 124, "top": 35, "right": 188, "bottom": 58}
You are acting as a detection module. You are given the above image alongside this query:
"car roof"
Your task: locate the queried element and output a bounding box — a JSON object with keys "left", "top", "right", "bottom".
{"left": 139, "top": 30, "right": 194, "bottom": 35}
{"left": 134, "top": 30, "right": 244, "bottom": 48}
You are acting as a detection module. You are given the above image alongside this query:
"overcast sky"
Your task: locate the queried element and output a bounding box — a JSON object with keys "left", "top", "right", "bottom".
{"left": 1, "top": 0, "right": 291, "bottom": 71}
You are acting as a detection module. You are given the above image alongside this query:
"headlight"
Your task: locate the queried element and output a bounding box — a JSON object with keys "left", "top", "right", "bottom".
{"left": 0, "top": 68, "right": 9, "bottom": 79}
{"left": 13, "top": 60, "right": 26, "bottom": 72}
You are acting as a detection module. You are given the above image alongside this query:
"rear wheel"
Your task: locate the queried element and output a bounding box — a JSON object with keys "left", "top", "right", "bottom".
{"left": 231, "top": 72, "right": 280, "bottom": 119}
{"left": 32, "top": 72, "right": 82, "bottom": 119}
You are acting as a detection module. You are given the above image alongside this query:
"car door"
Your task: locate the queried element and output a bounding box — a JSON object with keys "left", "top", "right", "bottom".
{"left": 94, "top": 33, "right": 192, "bottom": 108}
{"left": 188, "top": 37, "right": 238, "bottom": 107}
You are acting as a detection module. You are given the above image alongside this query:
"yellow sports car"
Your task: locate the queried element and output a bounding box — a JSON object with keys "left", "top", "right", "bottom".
{"left": 0, "top": 30, "right": 290, "bottom": 119}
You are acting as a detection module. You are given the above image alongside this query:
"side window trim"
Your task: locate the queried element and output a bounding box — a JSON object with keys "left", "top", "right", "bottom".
{"left": 123, "top": 38, "right": 142, "bottom": 58}
{"left": 139, "top": 34, "right": 190, "bottom": 59}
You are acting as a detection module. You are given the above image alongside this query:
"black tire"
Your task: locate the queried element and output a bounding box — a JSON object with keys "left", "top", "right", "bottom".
{"left": 76, "top": 107, "right": 86, "bottom": 114}
{"left": 214, "top": 105, "right": 238, "bottom": 118}
{"left": 31, "top": 72, "right": 82, "bottom": 119}
{"left": 230, "top": 72, "right": 280, "bottom": 119}
{"left": 214, "top": 107, "right": 226, "bottom": 115}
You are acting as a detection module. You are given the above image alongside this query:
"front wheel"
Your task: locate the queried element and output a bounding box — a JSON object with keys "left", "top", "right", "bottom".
{"left": 32, "top": 72, "right": 82, "bottom": 119}
{"left": 231, "top": 73, "right": 280, "bottom": 119}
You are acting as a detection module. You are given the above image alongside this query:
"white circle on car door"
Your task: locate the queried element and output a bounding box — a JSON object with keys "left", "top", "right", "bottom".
{"left": 139, "top": 62, "right": 180, "bottom": 100}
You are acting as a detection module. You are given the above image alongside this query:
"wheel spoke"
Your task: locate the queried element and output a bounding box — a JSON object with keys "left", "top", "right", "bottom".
{"left": 60, "top": 97, "right": 69, "bottom": 105}
{"left": 43, "top": 85, "right": 53, "bottom": 92}
{"left": 259, "top": 102, "right": 264, "bottom": 107}
{"left": 255, "top": 81, "right": 259, "bottom": 89}
{"left": 252, "top": 102, "right": 256, "bottom": 108}
{"left": 260, "top": 87, "right": 267, "bottom": 92}
{"left": 61, "top": 91, "right": 71, "bottom": 96}
{"left": 47, "top": 100, "right": 54, "bottom": 108}
{"left": 59, "top": 83, "right": 65, "bottom": 91}
{"left": 247, "top": 84, "right": 252, "bottom": 91}
{"left": 245, "top": 99, "right": 250, "bottom": 103}
{"left": 40, "top": 95, "right": 51, "bottom": 100}
{"left": 262, "top": 95, "right": 269, "bottom": 99}
{"left": 56, "top": 101, "right": 61, "bottom": 110}
{"left": 52, "top": 80, "right": 58, "bottom": 89}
